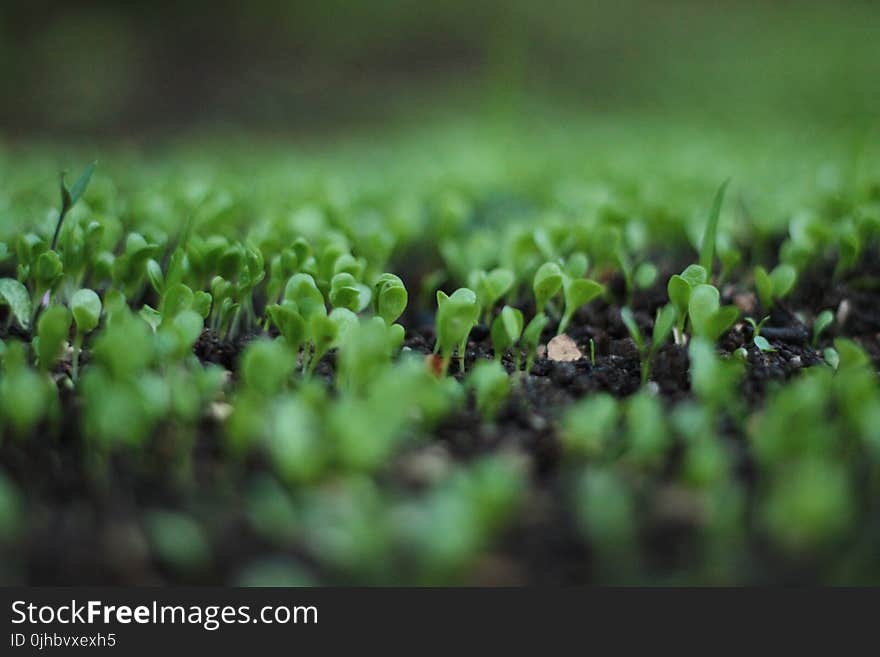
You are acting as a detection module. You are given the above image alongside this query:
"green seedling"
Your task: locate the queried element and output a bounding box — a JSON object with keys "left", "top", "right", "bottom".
{"left": 490, "top": 305, "right": 523, "bottom": 366}
{"left": 521, "top": 312, "right": 549, "bottom": 375}
{"left": 267, "top": 302, "right": 306, "bottom": 353}
{"left": 620, "top": 304, "right": 676, "bottom": 384}
{"left": 435, "top": 288, "right": 479, "bottom": 375}
{"left": 558, "top": 276, "right": 603, "bottom": 335}
{"left": 70, "top": 289, "right": 102, "bottom": 381}
{"left": 0, "top": 278, "right": 32, "bottom": 331}
{"left": 533, "top": 262, "right": 563, "bottom": 315}
{"left": 467, "top": 360, "right": 511, "bottom": 421}
{"left": 754, "top": 264, "right": 797, "bottom": 311}
{"left": 35, "top": 305, "right": 71, "bottom": 372}
{"left": 624, "top": 392, "right": 670, "bottom": 469}
{"left": 374, "top": 273, "right": 408, "bottom": 325}
{"left": 53, "top": 162, "right": 97, "bottom": 251}
{"left": 470, "top": 267, "right": 514, "bottom": 323}
{"left": 667, "top": 264, "right": 708, "bottom": 340}
{"left": 688, "top": 284, "right": 739, "bottom": 342}
{"left": 561, "top": 393, "right": 619, "bottom": 457}
{"left": 745, "top": 315, "right": 775, "bottom": 352}
{"left": 329, "top": 272, "right": 362, "bottom": 311}
{"left": 699, "top": 179, "right": 730, "bottom": 274}
{"left": 0, "top": 341, "right": 55, "bottom": 435}
{"left": 812, "top": 309, "right": 834, "bottom": 348}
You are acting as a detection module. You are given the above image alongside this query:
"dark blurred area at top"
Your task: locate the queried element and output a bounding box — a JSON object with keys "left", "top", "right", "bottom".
{"left": 2, "top": 0, "right": 879, "bottom": 138}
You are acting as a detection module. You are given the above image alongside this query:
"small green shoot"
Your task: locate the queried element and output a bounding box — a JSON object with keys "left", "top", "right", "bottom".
{"left": 52, "top": 162, "right": 97, "bottom": 251}
{"left": 812, "top": 309, "right": 834, "bottom": 348}
{"left": 754, "top": 264, "right": 797, "bottom": 311}
{"left": 521, "top": 312, "right": 549, "bottom": 375}
{"left": 435, "top": 288, "right": 479, "bottom": 375}
{"left": 621, "top": 304, "right": 676, "bottom": 384}
{"left": 699, "top": 179, "right": 730, "bottom": 275}
{"left": 70, "top": 289, "right": 102, "bottom": 381}
{"left": 688, "top": 284, "right": 739, "bottom": 342}
{"left": 490, "top": 305, "right": 523, "bottom": 367}
{"left": 467, "top": 360, "right": 511, "bottom": 421}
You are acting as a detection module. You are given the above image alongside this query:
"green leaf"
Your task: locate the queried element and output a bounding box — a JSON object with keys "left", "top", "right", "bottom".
{"left": 651, "top": 304, "right": 676, "bottom": 352}
{"left": 329, "top": 272, "right": 361, "bottom": 311}
{"left": 435, "top": 287, "right": 479, "bottom": 365}
{"left": 680, "top": 264, "right": 708, "bottom": 288}
{"left": 688, "top": 284, "right": 721, "bottom": 338}
{"left": 70, "top": 288, "right": 102, "bottom": 334}
{"left": 467, "top": 360, "right": 511, "bottom": 421}
{"left": 267, "top": 303, "right": 306, "bottom": 351}
{"left": 67, "top": 161, "right": 97, "bottom": 208}
{"left": 559, "top": 277, "right": 603, "bottom": 334}
{"left": 564, "top": 252, "right": 589, "bottom": 279}
{"left": 533, "top": 262, "right": 563, "bottom": 314}
{"left": 34, "top": 250, "right": 63, "bottom": 286}
{"left": 754, "top": 335, "right": 775, "bottom": 352}
{"left": 522, "top": 312, "right": 549, "bottom": 350}
{"left": 813, "top": 309, "right": 834, "bottom": 346}
{"left": 146, "top": 259, "right": 165, "bottom": 295}
{"left": 0, "top": 278, "right": 33, "bottom": 330}
{"left": 375, "top": 273, "right": 408, "bottom": 325}
{"left": 754, "top": 265, "right": 773, "bottom": 310}
{"left": 620, "top": 307, "right": 644, "bottom": 351}
{"left": 667, "top": 274, "right": 691, "bottom": 325}
{"left": 490, "top": 305, "right": 523, "bottom": 358}
{"left": 284, "top": 273, "right": 326, "bottom": 320}
{"left": 769, "top": 264, "right": 797, "bottom": 300}
{"left": 36, "top": 305, "right": 71, "bottom": 371}
{"left": 699, "top": 179, "right": 730, "bottom": 274}
{"left": 160, "top": 283, "right": 194, "bottom": 319}
{"left": 706, "top": 305, "right": 739, "bottom": 341}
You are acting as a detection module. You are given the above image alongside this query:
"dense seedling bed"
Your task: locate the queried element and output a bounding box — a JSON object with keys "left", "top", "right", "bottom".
{"left": 1, "top": 125, "right": 880, "bottom": 585}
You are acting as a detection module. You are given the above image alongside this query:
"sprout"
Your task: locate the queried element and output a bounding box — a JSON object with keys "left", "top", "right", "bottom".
{"left": 35, "top": 305, "right": 71, "bottom": 372}
{"left": 240, "top": 339, "right": 296, "bottom": 396}
{"left": 624, "top": 392, "right": 669, "bottom": 468}
{"left": 562, "top": 393, "right": 619, "bottom": 456}
{"left": 374, "top": 273, "right": 408, "bottom": 325}
{"left": 52, "top": 161, "right": 97, "bottom": 251}
{"left": 699, "top": 179, "right": 730, "bottom": 274}
{"left": 467, "top": 360, "right": 511, "bottom": 421}
{"left": 521, "top": 312, "right": 549, "bottom": 375}
{"left": 490, "top": 305, "right": 523, "bottom": 366}
{"left": 754, "top": 264, "right": 797, "bottom": 311}
{"left": 70, "top": 288, "right": 102, "bottom": 382}
{"left": 329, "top": 272, "right": 362, "bottom": 311}
{"left": 284, "top": 273, "right": 326, "bottom": 320}
{"left": 267, "top": 302, "right": 306, "bottom": 353}
{"left": 470, "top": 267, "right": 514, "bottom": 323}
{"left": 620, "top": 304, "right": 676, "bottom": 384}
{"left": 306, "top": 314, "right": 339, "bottom": 377}
{"left": 435, "top": 288, "right": 479, "bottom": 375}
{"left": 745, "top": 315, "right": 775, "bottom": 352}
{"left": 688, "top": 284, "right": 739, "bottom": 342}
{"left": 0, "top": 278, "right": 32, "bottom": 330}
{"left": 558, "top": 277, "right": 603, "bottom": 335}
{"left": 533, "top": 262, "right": 563, "bottom": 315}
{"left": 667, "top": 263, "right": 708, "bottom": 339}
{"left": 812, "top": 309, "right": 834, "bottom": 348}
{"left": 146, "top": 258, "right": 165, "bottom": 295}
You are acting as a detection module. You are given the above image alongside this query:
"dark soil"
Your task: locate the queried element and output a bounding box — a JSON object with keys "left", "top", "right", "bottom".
{"left": 2, "top": 258, "right": 878, "bottom": 585}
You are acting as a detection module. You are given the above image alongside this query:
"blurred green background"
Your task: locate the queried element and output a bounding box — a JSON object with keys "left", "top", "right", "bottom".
{"left": 2, "top": 0, "right": 878, "bottom": 138}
